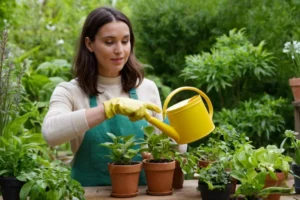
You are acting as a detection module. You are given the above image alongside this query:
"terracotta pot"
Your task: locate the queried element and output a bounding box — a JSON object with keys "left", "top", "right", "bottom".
{"left": 108, "top": 162, "right": 142, "bottom": 198}
{"left": 263, "top": 172, "right": 286, "bottom": 200}
{"left": 143, "top": 159, "right": 175, "bottom": 196}
{"left": 172, "top": 160, "right": 184, "bottom": 189}
{"left": 198, "top": 160, "right": 214, "bottom": 168}
{"left": 289, "top": 78, "right": 300, "bottom": 101}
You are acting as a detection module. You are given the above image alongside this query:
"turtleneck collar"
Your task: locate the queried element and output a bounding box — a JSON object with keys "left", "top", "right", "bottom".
{"left": 97, "top": 75, "right": 122, "bottom": 86}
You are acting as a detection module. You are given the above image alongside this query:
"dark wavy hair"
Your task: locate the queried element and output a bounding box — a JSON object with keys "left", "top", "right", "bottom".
{"left": 73, "top": 7, "right": 144, "bottom": 96}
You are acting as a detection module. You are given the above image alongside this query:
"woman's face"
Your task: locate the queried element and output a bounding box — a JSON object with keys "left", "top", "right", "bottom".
{"left": 86, "top": 21, "right": 131, "bottom": 77}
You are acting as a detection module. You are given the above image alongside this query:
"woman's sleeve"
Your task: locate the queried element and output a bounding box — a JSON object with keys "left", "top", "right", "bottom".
{"left": 42, "top": 83, "right": 89, "bottom": 147}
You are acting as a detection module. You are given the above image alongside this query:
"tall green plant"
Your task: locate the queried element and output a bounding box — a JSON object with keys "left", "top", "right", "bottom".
{"left": 181, "top": 29, "right": 275, "bottom": 106}
{"left": 0, "top": 30, "right": 25, "bottom": 137}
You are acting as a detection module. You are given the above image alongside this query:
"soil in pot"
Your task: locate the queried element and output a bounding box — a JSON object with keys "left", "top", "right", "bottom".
{"left": 292, "top": 163, "right": 300, "bottom": 194}
{"left": 172, "top": 160, "right": 184, "bottom": 189}
{"left": 143, "top": 159, "right": 175, "bottom": 196}
{"left": 108, "top": 162, "right": 142, "bottom": 198}
{"left": 198, "top": 182, "right": 232, "bottom": 200}
{"left": 0, "top": 177, "right": 25, "bottom": 200}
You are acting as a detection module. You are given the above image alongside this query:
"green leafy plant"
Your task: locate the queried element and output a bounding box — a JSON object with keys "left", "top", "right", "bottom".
{"left": 231, "top": 144, "right": 292, "bottom": 199}
{"left": 142, "top": 126, "right": 177, "bottom": 162}
{"left": 283, "top": 41, "right": 300, "bottom": 77}
{"left": 0, "top": 127, "right": 48, "bottom": 177}
{"left": 181, "top": 29, "right": 275, "bottom": 106}
{"left": 214, "top": 94, "right": 287, "bottom": 147}
{"left": 173, "top": 151, "right": 198, "bottom": 177}
{"left": 100, "top": 133, "right": 143, "bottom": 165}
{"left": 191, "top": 137, "right": 229, "bottom": 162}
{"left": 212, "top": 124, "right": 250, "bottom": 152}
{"left": 197, "top": 161, "right": 231, "bottom": 190}
{"left": 0, "top": 30, "right": 26, "bottom": 137}
{"left": 17, "top": 160, "right": 85, "bottom": 200}
{"left": 280, "top": 130, "right": 300, "bottom": 165}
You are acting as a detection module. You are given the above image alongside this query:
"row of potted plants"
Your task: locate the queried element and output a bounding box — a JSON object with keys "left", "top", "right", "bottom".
{"left": 101, "top": 124, "right": 300, "bottom": 200}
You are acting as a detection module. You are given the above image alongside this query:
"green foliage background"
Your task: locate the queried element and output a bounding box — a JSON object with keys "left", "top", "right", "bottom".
{"left": 1, "top": 0, "right": 300, "bottom": 148}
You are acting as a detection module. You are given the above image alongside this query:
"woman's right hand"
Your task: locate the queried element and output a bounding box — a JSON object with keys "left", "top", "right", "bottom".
{"left": 103, "top": 97, "right": 161, "bottom": 121}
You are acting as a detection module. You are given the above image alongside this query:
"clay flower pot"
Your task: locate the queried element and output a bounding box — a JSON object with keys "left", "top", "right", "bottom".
{"left": 172, "top": 160, "right": 184, "bottom": 189}
{"left": 143, "top": 159, "right": 175, "bottom": 196}
{"left": 198, "top": 160, "right": 214, "bottom": 168}
{"left": 108, "top": 162, "right": 142, "bottom": 198}
{"left": 263, "top": 172, "right": 286, "bottom": 200}
{"left": 289, "top": 77, "right": 300, "bottom": 102}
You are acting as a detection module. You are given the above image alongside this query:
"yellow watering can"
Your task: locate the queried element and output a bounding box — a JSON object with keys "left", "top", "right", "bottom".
{"left": 145, "top": 86, "right": 215, "bottom": 144}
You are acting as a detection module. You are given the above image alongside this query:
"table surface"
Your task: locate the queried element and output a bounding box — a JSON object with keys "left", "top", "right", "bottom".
{"left": 0, "top": 178, "right": 299, "bottom": 200}
{"left": 84, "top": 178, "right": 300, "bottom": 200}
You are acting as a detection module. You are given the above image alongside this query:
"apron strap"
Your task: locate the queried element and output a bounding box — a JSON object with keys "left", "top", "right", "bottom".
{"left": 129, "top": 88, "right": 138, "bottom": 100}
{"left": 89, "top": 95, "right": 98, "bottom": 108}
{"left": 89, "top": 88, "right": 138, "bottom": 108}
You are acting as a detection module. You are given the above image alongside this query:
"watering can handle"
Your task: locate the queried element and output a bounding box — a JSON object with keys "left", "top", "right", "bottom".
{"left": 162, "top": 86, "right": 213, "bottom": 119}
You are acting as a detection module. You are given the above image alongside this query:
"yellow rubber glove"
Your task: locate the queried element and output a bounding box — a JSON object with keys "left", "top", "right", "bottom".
{"left": 103, "top": 97, "right": 161, "bottom": 121}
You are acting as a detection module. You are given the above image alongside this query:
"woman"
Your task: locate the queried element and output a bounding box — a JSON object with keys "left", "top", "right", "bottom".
{"left": 42, "top": 6, "right": 184, "bottom": 187}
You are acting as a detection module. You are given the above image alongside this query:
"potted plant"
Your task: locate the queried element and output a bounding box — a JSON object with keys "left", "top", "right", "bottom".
{"left": 172, "top": 150, "right": 198, "bottom": 189}
{"left": 100, "top": 133, "right": 143, "bottom": 198}
{"left": 142, "top": 126, "right": 176, "bottom": 196}
{"left": 197, "top": 161, "right": 232, "bottom": 200}
{"left": 283, "top": 41, "right": 300, "bottom": 101}
{"left": 17, "top": 160, "right": 85, "bottom": 200}
{"left": 0, "top": 30, "right": 49, "bottom": 200}
{"left": 191, "top": 138, "right": 225, "bottom": 168}
{"left": 231, "top": 144, "right": 293, "bottom": 200}
{"left": 280, "top": 129, "right": 300, "bottom": 193}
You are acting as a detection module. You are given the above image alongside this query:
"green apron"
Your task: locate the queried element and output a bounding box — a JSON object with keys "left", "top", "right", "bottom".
{"left": 71, "top": 88, "right": 147, "bottom": 186}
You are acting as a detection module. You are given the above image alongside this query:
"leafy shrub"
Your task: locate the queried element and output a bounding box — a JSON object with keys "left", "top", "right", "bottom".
{"left": 18, "top": 160, "right": 85, "bottom": 200}
{"left": 214, "top": 94, "right": 287, "bottom": 147}
{"left": 181, "top": 29, "right": 275, "bottom": 107}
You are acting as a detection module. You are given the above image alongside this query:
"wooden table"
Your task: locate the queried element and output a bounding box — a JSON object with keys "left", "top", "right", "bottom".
{"left": 85, "top": 179, "right": 300, "bottom": 200}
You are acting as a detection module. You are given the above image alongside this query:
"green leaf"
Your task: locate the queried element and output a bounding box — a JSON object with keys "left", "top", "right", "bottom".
{"left": 19, "top": 181, "right": 34, "bottom": 200}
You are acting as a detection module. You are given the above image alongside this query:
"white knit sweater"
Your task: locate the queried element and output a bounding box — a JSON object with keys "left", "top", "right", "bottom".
{"left": 42, "top": 75, "right": 171, "bottom": 154}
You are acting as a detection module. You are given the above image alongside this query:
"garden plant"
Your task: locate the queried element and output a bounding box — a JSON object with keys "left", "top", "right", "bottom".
{"left": 141, "top": 126, "right": 177, "bottom": 196}
{"left": 100, "top": 132, "right": 144, "bottom": 198}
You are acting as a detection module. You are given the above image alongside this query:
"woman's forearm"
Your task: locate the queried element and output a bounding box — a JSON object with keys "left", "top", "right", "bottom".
{"left": 85, "top": 104, "right": 107, "bottom": 128}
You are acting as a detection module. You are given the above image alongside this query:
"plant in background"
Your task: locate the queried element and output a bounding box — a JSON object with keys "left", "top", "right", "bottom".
{"left": 280, "top": 130, "right": 300, "bottom": 165}
{"left": 191, "top": 137, "right": 229, "bottom": 163}
{"left": 283, "top": 41, "right": 300, "bottom": 77}
{"left": 142, "top": 126, "right": 177, "bottom": 162}
{"left": 0, "top": 30, "right": 26, "bottom": 137}
{"left": 100, "top": 133, "right": 143, "bottom": 165}
{"left": 212, "top": 124, "right": 250, "bottom": 152}
{"left": 214, "top": 94, "right": 287, "bottom": 147}
{"left": 18, "top": 160, "right": 85, "bottom": 200}
{"left": 181, "top": 29, "right": 275, "bottom": 106}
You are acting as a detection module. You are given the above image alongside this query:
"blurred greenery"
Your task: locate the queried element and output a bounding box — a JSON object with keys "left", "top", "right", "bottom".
{"left": 1, "top": 0, "right": 299, "bottom": 149}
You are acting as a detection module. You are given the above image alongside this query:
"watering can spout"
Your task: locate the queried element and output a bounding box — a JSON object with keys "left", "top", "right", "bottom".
{"left": 145, "top": 114, "right": 180, "bottom": 143}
